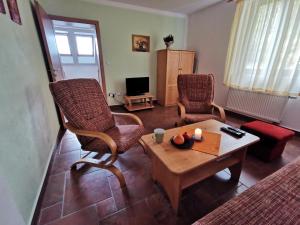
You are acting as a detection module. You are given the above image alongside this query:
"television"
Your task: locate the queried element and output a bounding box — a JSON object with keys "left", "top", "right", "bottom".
{"left": 126, "top": 77, "right": 149, "bottom": 96}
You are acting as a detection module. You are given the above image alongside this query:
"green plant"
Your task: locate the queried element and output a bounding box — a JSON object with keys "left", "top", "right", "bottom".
{"left": 163, "top": 35, "right": 174, "bottom": 43}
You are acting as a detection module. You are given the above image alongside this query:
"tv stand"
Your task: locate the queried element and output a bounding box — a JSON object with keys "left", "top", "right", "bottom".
{"left": 124, "top": 93, "right": 154, "bottom": 111}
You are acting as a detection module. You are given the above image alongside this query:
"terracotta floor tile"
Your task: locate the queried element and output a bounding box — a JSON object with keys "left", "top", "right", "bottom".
{"left": 99, "top": 200, "right": 159, "bottom": 225}
{"left": 115, "top": 146, "right": 151, "bottom": 172}
{"left": 96, "top": 197, "right": 117, "bottom": 219}
{"left": 112, "top": 178, "right": 158, "bottom": 210}
{"left": 63, "top": 170, "right": 111, "bottom": 216}
{"left": 47, "top": 206, "right": 99, "bottom": 225}
{"left": 62, "top": 130, "right": 77, "bottom": 140}
{"left": 108, "top": 163, "right": 152, "bottom": 191}
{"left": 39, "top": 203, "right": 62, "bottom": 225}
{"left": 145, "top": 192, "right": 186, "bottom": 225}
{"left": 60, "top": 138, "right": 82, "bottom": 154}
{"left": 236, "top": 184, "right": 249, "bottom": 194}
{"left": 51, "top": 151, "right": 81, "bottom": 175}
{"left": 42, "top": 173, "right": 65, "bottom": 208}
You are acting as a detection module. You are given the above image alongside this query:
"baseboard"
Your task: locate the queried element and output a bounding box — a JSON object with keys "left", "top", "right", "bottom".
{"left": 30, "top": 128, "right": 65, "bottom": 225}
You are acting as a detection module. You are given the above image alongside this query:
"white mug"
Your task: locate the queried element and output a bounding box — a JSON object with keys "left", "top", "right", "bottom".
{"left": 153, "top": 128, "right": 165, "bottom": 144}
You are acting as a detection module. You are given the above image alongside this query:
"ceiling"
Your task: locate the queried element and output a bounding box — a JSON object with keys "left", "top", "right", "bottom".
{"left": 83, "top": 0, "right": 224, "bottom": 15}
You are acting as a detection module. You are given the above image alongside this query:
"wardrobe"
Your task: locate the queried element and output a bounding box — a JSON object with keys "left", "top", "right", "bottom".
{"left": 156, "top": 49, "right": 195, "bottom": 106}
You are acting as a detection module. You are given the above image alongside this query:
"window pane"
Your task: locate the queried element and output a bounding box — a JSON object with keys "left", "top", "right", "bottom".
{"left": 76, "top": 36, "right": 93, "bottom": 55}
{"left": 78, "top": 56, "right": 95, "bottom": 64}
{"left": 55, "top": 35, "right": 71, "bottom": 55}
{"left": 60, "top": 56, "right": 74, "bottom": 64}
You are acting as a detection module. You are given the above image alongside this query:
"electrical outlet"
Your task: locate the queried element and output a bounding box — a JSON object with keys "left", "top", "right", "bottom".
{"left": 108, "top": 92, "right": 116, "bottom": 98}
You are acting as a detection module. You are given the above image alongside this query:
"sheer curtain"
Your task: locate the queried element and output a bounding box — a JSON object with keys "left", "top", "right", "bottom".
{"left": 224, "top": 0, "right": 300, "bottom": 96}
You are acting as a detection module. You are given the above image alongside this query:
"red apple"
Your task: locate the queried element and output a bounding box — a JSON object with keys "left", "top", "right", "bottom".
{"left": 183, "top": 132, "right": 191, "bottom": 141}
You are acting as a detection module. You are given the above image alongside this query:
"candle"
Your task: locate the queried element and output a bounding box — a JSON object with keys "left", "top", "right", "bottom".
{"left": 195, "top": 128, "right": 202, "bottom": 140}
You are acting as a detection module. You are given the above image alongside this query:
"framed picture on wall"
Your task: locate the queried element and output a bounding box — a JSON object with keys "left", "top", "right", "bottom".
{"left": 132, "top": 34, "right": 150, "bottom": 52}
{"left": 0, "top": 0, "right": 6, "bottom": 14}
{"left": 7, "top": 0, "right": 21, "bottom": 25}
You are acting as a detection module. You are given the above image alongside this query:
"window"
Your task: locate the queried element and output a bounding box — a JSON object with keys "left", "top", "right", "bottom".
{"left": 224, "top": 0, "right": 300, "bottom": 96}
{"left": 75, "top": 36, "right": 94, "bottom": 56}
{"left": 55, "top": 34, "right": 71, "bottom": 55}
{"left": 54, "top": 30, "right": 97, "bottom": 65}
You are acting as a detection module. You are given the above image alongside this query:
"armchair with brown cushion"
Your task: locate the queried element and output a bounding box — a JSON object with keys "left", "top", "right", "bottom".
{"left": 49, "top": 78, "right": 144, "bottom": 188}
{"left": 177, "top": 74, "right": 226, "bottom": 124}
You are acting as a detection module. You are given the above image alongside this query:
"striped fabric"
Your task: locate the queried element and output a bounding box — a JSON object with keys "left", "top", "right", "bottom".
{"left": 178, "top": 74, "right": 215, "bottom": 114}
{"left": 193, "top": 157, "right": 300, "bottom": 225}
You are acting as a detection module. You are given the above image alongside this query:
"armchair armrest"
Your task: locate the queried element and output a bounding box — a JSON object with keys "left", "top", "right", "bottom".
{"left": 211, "top": 102, "right": 226, "bottom": 122}
{"left": 111, "top": 112, "right": 143, "bottom": 126}
{"left": 64, "top": 123, "right": 118, "bottom": 164}
{"left": 177, "top": 102, "right": 186, "bottom": 119}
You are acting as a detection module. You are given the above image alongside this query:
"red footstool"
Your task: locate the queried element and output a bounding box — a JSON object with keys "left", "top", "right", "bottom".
{"left": 240, "top": 121, "right": 295, "bottom": 161}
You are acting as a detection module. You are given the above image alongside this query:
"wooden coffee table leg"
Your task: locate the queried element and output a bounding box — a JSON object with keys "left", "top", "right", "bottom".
{"left": 152, "top": 156, "right": 182, "bottom": 213}
{"left": 228, "top": 162, "right": 242, "bottom": 182}
{"left": 167, "top": 177, "right": 181, "bottom": 214}
{"left": 229, "top": 148, "right": 247, "bottom": 182}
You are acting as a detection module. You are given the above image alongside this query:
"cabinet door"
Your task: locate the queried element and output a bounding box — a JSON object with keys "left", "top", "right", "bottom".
{"left": 179, "top": 51, "right": 195, "bottom": 74}
{"left": 166, "top": 51, "right": 180, "bottom": 85}
{"left": 157, "top": 50, "right": 167, "bottom": 105}
{"left": 166, "top": 85, "right": 179, "bottom": 106}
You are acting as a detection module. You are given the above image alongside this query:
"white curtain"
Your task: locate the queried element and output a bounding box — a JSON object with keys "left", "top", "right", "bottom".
{"left": 224, "top": 0, "right": 300, "bottom": 96}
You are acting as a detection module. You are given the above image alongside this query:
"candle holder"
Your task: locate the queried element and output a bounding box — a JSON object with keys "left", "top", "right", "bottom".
{"left": 192, "top": 134, "right": 204, "bottom": 142}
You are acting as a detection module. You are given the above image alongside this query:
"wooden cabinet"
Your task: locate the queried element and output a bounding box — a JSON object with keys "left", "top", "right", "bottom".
{"left": 156, "top": 49, "right": 195, "bottom": 106}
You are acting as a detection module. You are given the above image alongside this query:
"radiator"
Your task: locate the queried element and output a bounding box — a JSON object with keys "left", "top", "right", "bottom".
{"left": 226, "top": 88, "right": 288, "bottom": 123}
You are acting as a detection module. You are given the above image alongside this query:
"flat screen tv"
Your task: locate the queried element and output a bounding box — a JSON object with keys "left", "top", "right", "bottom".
{"left": 126, "top": 77, "right": 149, "bottom": 96}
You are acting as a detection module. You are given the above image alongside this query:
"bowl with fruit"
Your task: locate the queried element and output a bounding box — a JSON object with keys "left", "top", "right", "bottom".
{"left": 170, "top": 132, "right": 194, "bottom": 149}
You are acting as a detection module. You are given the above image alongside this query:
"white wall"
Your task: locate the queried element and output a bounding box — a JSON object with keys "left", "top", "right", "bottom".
{"left": 281, "top": 98, "right": 300, "bottom": 132}
{"left": 187, "top": 2, "right": 236, "bottom": 106}
{"left": 0, "top": 176, "right": 26, "bottom": 225}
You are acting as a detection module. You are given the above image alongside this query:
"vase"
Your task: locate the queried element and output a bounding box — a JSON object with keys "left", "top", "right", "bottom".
{"left": 165, "top": 41, "right": 174, "bottom": 49}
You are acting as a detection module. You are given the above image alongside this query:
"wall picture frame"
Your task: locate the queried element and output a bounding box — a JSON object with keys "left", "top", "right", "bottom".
{"left": 0, "top": 0, "right": 6, "bottom": 14}
{"left": 7, "top": 0, "right": 21, "bottom": 25}
{"left": 132, "top": 34, "right": 150, "bottom": 52}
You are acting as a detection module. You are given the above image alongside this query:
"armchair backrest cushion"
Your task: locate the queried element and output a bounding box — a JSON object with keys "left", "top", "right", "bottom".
{"left": 49, "top": 79, "right": 115, "bottom": 146}
{"left": 177, "top": 74, "right": 215, "bottom": 113}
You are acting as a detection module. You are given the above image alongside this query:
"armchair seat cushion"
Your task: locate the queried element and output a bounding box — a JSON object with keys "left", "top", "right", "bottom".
{"left": 83, "top": 124, "right": 144, "bottom": 153}
{"left": 184, "top": 114, "right": 221, "bottom": 124}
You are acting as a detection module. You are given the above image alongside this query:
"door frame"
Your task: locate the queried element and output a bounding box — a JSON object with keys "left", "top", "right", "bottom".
{"left": 49, "top": 15, "right": 107, "bottom": 95}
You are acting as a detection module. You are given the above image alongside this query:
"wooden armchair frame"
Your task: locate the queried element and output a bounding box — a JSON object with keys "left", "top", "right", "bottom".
{"left": 62, "top": 111, "right": 143, "bottom": 188}
{"left": 177, "top": 102, "right": 226, "bottom": 124}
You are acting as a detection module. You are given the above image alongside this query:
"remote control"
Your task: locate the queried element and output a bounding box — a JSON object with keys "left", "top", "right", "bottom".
{"left": 220, "top": 127, "right": 244, "bottom": 138}
{"left": 227, "top": 127, "right": 246, "bottom": 135}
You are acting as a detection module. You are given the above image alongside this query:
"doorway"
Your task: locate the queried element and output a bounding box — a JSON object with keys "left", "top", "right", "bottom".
{"left": 52, "top": 19, "right": 102, "bottom": 85}
{"left": 34, "top": 2, "right": 106, "bottom": 94}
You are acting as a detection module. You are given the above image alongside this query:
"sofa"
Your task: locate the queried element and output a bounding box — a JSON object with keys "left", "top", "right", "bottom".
{"left": 193, "top": 157, "right": 300, "bottom": 225}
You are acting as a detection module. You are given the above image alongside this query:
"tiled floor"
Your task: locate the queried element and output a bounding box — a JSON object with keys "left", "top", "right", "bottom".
{"left": 37, "top": 105, "right": 300, "bottom": 225}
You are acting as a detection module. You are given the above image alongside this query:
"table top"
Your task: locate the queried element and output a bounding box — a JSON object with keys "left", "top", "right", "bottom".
{"left": 141, "top": 119, "right": 260, "bottom": 174}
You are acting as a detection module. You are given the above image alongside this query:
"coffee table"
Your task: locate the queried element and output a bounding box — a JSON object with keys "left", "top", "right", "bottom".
{"left": 140, "top": 119, "right": 259, "bottom": 213}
